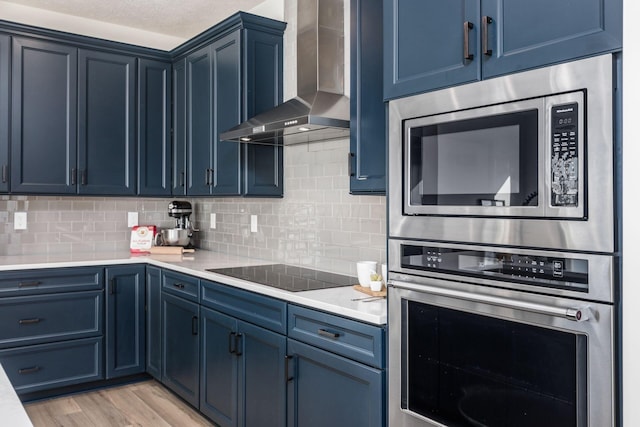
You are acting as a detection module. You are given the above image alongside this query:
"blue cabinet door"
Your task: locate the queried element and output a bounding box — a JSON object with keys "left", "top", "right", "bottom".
{"left": 186, "top": 46, "right": 213, "bottom": 196}
{"left": 239, "top": 320, "right": 287, "bottom": 427}
{"left": 138, "top": 58, "right": 172, "bottom": 196}
{"left": 481, "top": 0, "right": 622, "bottom": 78}
{"left": 287, "top": 339, "right": 384, "bottom": 427}
{"left": 11, "top": 37, "right": 78, "bottom": 194}
{"left": 105, "top": 265, "right": 146, "bottom": 379}
{"left": 211, "top": 32, "right": 242, "bottom": 196}
{"left": 200, "top": 307, "right": 238, "bottom": 427}
{"left": 146, "top": 266, "right": 162, "bottom": 380}
{"left": 78, "top": 49, "right": 136, "bottom": 195}
{"left": 383, "top": 0, "right": 480, "bottom": 99}
{"left": 172, "top": 58, "right": 187, "bottom": 195}
{"left": 350, "top": 0, "right": 386, "bottom": 194}
{"left": 243, "top": 29, "right": 284, "bottom": 197}
{"left": 162, "top": 292, "right": 200, "bottom": 407}
{"left": 0, "top": 35, "right": 8, "bottom": 193}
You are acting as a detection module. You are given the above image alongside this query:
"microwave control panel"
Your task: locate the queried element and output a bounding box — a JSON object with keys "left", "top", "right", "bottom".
{"left": 551, "top": 102, "right": 579, "bottom": 206}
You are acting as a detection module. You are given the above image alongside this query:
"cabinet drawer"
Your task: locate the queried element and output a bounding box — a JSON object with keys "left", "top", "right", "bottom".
{"left": 0, "top": 337, "right": 103, "bottom": 394}
{"left": 287, "top": 305, "right": 384, "bottom": 368}
{"left": 162, "top": 270, "right": 199, "bottom": 302}
{"left": 0, "top": 291, "right": 103, "bottom": 349}
{"left": 201, "top": 280, "right": 287, "bottom": 334}
{"left": 0, "top": 267, "right": 103, "bottom": 297}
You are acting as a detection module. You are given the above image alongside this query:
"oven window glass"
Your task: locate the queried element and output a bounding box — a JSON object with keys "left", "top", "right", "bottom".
{"left": 408, "top": 110, "right": 538, "bottom": 207}
{"left": 405, "top": 301, "right": 586, "bottom": 426}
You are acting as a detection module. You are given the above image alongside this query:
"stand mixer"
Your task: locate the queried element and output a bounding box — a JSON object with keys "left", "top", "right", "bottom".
{"left": 156, "top": 201, "right": 197, "bottom": 247}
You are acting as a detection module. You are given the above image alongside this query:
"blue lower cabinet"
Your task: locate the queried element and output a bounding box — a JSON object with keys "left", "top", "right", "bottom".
{"left": 287, "top": 339, "right": 384, "bottom": 427}
{"left": 105, "top": 265, "right": 146, "bottom": 379}
{"left": 146, "top": 266, "right": 162, "bottom": 380}
{"left": 0, "top": 337, "right": 103, "bottom": 394}
{"left": 162, "top": 292, "right": 200, "bottom": 407}
{"left": 200, "top": 308, "right": 238, "bottom": 426}
{"left": 200, "top": 307, "right": 287, "bottom": 427}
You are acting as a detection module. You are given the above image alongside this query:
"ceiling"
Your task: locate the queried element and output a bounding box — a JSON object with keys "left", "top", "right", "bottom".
{"left": 0, "top": 0, "right": 276, "bottom": 49}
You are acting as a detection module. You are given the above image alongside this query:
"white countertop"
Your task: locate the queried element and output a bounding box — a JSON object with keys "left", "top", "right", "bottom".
{"left": 0, "top": 250, "right": 387, "bottom": 325}
{"left": 0, "top": 363, "right": 33, "bottom": 427}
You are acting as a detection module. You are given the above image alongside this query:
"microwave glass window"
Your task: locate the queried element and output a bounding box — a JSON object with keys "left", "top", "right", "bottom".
{"left": 408, "top": 110, "right": 539, "bottom": 207}
{"left": 404, "top": 300, "right": 586, "bottom": 426}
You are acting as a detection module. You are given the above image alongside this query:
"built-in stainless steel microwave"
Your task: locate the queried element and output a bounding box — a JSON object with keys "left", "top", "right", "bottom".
{"left": 388, "top": 54, "right": 617, "bottom": 253}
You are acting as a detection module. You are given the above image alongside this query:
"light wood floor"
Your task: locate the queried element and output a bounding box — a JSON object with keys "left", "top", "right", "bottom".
{"left": 23, "top": 380, "right": 215, "bottom": 427}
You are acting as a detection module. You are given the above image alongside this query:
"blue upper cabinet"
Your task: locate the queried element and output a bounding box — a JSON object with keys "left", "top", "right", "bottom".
{"left": 243, "top": 29, "right": 284, "bottom": 197}
{"left": 0, "top": 35, "right": 8, "bottom": 193}
{"left": 11, "top": 37, "right": 78, "bottom": 194}
{"left": 138, "top": 59, "right": 172, "bottom": 196}
{"left": 350, "top": 0, "right": 386, "bottom": 195}
{"left": 211, "top": 31, "right": 242, "bottom": 196}
{"left": 172, "top": 59, "right": 187, "bottom": 196}
{"left": 481, "top": 0, "right": 622, "bottom": 79}
{"left": 78, "top": 49, "right": 136, "bottom": 195}
{"left": 383, "top": 0, "right": 622, "bottom": 99}
{"left": 186, "top": 46, "right": 213, "bottom": 196}
{"left": 175, "top": 13, "right": 285, "bottom": 197}
{"left": 383, "top": 0, "right": 480, "bottom": 99}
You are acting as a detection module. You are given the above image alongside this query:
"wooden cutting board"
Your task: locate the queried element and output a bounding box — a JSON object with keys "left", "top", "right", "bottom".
{"left": 353, "top": 284, "right": 387, "bottom": 297}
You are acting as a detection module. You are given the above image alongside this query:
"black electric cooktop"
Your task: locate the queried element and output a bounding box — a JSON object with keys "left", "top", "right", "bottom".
{"left": 206, "top": 264, "right": 356, "bottom": 292}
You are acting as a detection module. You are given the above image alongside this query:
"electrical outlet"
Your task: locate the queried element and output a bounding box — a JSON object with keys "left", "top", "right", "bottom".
{"left": 250, "top": 215, "right": 258, "bottom": 233}
{"left": 127, "top": 212, "right": 139, "bottom": 227}
{"left": 210, "top": 213, "right": 217, "bottom": 229}
{"left": 14, "top": 212, "right": 27, "bottom": 230}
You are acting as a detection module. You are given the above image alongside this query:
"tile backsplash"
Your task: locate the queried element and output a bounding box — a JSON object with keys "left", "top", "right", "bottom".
{"left": 0, "top": 140, "right": 386, "bottom": 277}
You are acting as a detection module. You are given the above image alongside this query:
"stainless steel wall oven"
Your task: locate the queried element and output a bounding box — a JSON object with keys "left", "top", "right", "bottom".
{"left": 387, "top": 54, "right": 619, "bottom": 427}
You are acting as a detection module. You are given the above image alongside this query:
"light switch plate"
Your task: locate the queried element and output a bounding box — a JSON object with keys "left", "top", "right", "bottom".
{"left": 14, "top": 212, "right": 27, "bottom": 230}
{"left": 210, "top": 213, "right": 217, "bottom": 229}
{"left": 128, "top": 212, "right": 138, "bottom": 227}
{"left": 250, "top": 215, "right": 258, "bottom": 233}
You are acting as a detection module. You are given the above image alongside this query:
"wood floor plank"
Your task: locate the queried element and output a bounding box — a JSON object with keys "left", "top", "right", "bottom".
{"left": 24, "top": 380, "right": 215, "bottom": 427}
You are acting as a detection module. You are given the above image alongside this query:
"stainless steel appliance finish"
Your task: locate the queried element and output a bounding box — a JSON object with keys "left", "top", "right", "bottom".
{"left": 387, "top": 240, "right": 616, "bottom": 427}
{"left": 388, "top": 54, "right": 616, "bottom": 253}
{"left": 221, "top": 0, "right": 350, "bottom": 146}
{"left": 388, "top": 278, "right": 615, "bottom": 427}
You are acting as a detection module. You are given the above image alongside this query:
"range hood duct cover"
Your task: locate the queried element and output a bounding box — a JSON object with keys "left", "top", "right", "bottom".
{"left": 221, "top": 0, "right": 350, "bottom": 145}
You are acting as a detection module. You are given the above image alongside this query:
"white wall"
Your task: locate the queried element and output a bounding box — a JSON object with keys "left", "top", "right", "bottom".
{"left": 623, "top": 0, "right": 639, "bottom": 426}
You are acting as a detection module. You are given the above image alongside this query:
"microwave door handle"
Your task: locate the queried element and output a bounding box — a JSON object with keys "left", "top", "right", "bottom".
{"left": 393, "top": 281, "right": 592, "bottom": 322}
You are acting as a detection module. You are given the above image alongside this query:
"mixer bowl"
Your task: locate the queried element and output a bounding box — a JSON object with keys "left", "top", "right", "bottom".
{"left": 159, "top": 228, "right": 192, "bottom": 246}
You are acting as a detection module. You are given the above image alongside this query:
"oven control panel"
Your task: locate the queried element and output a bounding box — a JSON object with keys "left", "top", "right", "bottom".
{"left": 400, "top": 244, "right": 589, "bottom": 292}
{"left": 551, "top": 102, "right": 579, "bottom": 207}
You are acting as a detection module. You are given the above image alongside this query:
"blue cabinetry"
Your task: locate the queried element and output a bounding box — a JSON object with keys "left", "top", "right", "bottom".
{"left": 349, "top": 0, "right": 386, "bottom": 195}
{"left": 287, "top": 305, "right": 385, "bottom": 427}
{"left": 161, "top": 271, "right": 200, "bottom": 407}
{"left": 0, "top": 34, "right": 8, "bottom": 193}
{"left": 200, "top": 280, "right": 287, "bottom": 427}
{"left": 11, "top": 37, "right": 78, "bottom": 194}
{"left": 0, "top": 267, "right": 105, "bottom": 396}
{"left": 383, "top": 0, "right": 622, "bottom": 99}
{"left": 172, "top": 58, "right": 187, "bottom": 195}
{"left": 176, "top": 13, "right": 285, "bottom": 197}
{"left": 138, "top": 59, "right": 172, "bottom": 196}
{"left": 105, "top": 265, "right": 146, "bottom": 379}
{"left": 78, "top": 49, "right": 136, "bottom": 195}
{"left": 146, "top": 266, "right": 162, "bottom": 380}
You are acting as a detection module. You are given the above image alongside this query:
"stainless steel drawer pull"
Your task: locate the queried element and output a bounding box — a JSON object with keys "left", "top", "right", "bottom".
{"left": 18, "top": 366, "right": 41, "bottom": 375}
{"left": 482, "top": 16, "right": 493, "bottom": 56}
{"left": 17, "top": 281, "right": 42, "bottom": 288}
{"left": 318, "top": 328, "right": 340, "bottom": 339}
{"left": 18, "top": 318, "right": 41, "bottom": 325}
{"left": 173, "top": 283, "right": 185, "bottom": 289}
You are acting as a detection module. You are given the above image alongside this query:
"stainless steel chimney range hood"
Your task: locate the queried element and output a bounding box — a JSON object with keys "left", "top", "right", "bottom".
{"left": 221, "top": 0, "right": 350, "bottom": 145}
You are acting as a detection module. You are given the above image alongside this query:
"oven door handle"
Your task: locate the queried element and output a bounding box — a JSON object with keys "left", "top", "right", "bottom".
{"left": 391, "top": 281, "right": 593, "bottom": 322}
